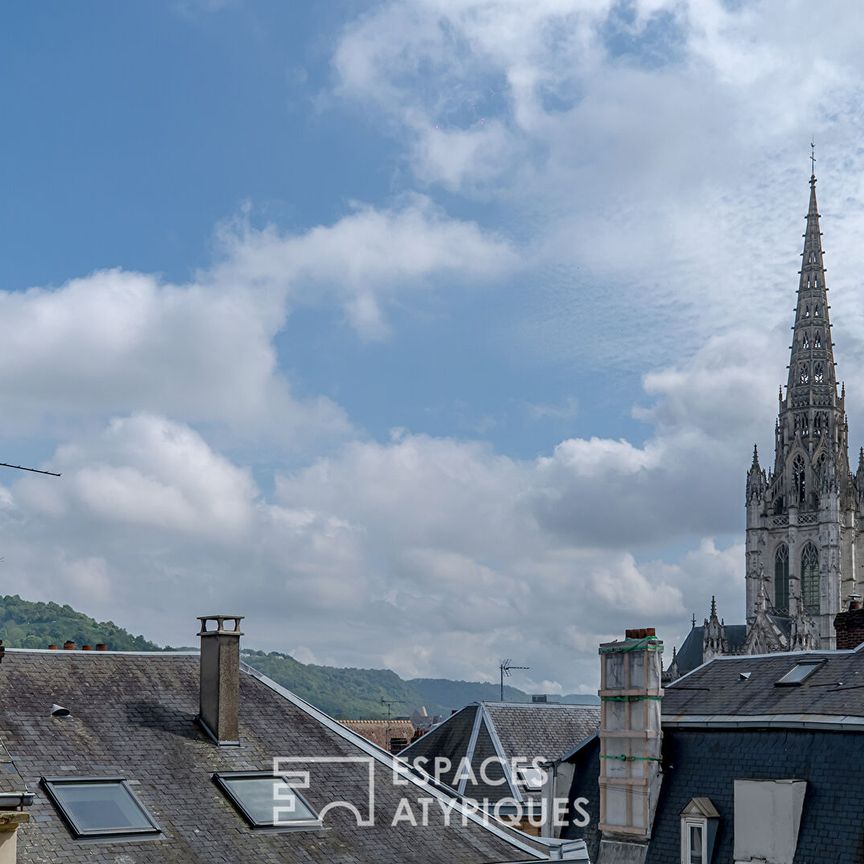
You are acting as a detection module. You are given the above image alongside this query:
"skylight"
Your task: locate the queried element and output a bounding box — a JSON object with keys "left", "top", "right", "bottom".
{"left": 516, "top": 765, "right": 546, "bottom": 790}
{"left": 213, "top": 771, "right": 321, "bottom": 829}
{"left": 775, "top": 661, "right": 824, "bottom": 686}
{"left": 41, "top": 777, "right": 160, "bottom": 838}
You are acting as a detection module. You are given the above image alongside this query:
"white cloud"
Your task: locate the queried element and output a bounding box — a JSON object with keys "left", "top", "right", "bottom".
{"left": 213, "top": 195, "right": 517, "bottom": 340}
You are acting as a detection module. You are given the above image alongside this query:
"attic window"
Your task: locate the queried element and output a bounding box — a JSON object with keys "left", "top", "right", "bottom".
{"left": 775, "top": 661, "right": 824, "bottom": 686}
{"left": 516, "top": 765, "right": 546, "bottom": 790}
{"left": 41, "top": 777, "right": 160, "bottom": 838}
{"left": 213, "top": 771, "right": 321, "bottom": 829}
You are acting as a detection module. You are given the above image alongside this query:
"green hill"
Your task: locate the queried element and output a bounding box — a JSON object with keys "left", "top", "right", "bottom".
{"left": 0, "top": 594, "right": 597, "bottom": 717}
{"left": 0, "top": 594, "right": 159, "bottom": 651}
{"left": 241, "top": 652, "right": 598, "bottom": 719}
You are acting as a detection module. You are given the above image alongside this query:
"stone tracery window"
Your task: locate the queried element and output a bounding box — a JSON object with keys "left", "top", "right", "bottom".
{"left": 814, "top": 331, "right": 822, "bottom": 348}
{"left": 814, "top": 363, "right": 824, "bottom": 384}
{"left": 774, "top": 545, "right": 789, "bottom": 613}
{"left": 802, "top": 332, "right": 810, "bottom": 349}
{"left": 805, "top": 305, "right": 811, "bottom": 318}
{"left": 814, "top": 304, "right": 821, "bottom": 317}
{"left": 793, "top": 455, "right": 806, "bottom": 503}
{"left": 801, "top": 542, "right": 820, "bottom": 614}
{"left": 799, "top": 364, "right": 810, "bottom": 385}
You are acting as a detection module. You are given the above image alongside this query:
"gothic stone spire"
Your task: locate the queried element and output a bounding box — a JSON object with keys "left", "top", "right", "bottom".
{"left": 745, "top": 164, "right": 859, "bottom": 654}
{"left": 775, "top": 170, "right": 849, "bottom": 492}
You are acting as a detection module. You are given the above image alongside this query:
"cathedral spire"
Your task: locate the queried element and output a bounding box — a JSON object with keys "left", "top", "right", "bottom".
{"left": 785, "top": 170, "right": 836, "bottom": 398}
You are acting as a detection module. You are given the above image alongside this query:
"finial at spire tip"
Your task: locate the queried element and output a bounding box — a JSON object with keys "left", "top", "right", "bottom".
{"left": 810, "top": 140, "right": 816, "bottom": 181}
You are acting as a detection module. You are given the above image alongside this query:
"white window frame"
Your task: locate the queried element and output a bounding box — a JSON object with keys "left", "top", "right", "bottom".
{"left": 681, "top": 815, "right": 708, "bottom": 864}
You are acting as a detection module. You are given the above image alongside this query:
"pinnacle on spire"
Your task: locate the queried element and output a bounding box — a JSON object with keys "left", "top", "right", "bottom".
{"left": 710, "top": 595, "right": 717, "bottom": 618}
{"left": 858, "top": 447, "right": 863, "bottom": 471}
{"left": 752, "top": 444, "right": 759, "bottom": 467}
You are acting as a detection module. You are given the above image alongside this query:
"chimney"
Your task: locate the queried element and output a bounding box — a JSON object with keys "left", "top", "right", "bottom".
{"left": 597, "top": 628, "right": 664, "bottom": 861}
{"left": 63, "top": 641, "right": 75, "bottom": 651}
{"left": 197, "top": 615, "right": 244, "bottom": 746}
{"left": 834, "top": 595, "right": 864, "bottom": 649}
{"left": 95, "top": 643, "right": 108, "bottom": 652}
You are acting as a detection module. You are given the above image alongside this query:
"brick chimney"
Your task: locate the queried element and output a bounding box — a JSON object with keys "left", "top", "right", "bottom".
{"left": 834, "top": 595, "right": 864, "bottom": 649}
{"left": 596, "top": 628, "right": 664, "bottom": 863}
{"left": 197, "top": 615, "right": 244, "bottom": 746}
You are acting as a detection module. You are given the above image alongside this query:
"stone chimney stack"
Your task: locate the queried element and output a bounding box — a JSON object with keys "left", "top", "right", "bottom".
{"left": 197, "top": 615, "right": 244, "bottom": 746}
{"left": 834, "top": 595, "right": 864, "bottom": 650}
{"left": 596, "top": 628, "right": 664, "bottom": 864}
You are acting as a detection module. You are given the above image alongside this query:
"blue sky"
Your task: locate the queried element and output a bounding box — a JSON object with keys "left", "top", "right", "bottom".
{"left": 3, "top": 0, "right": 864, "bottom": 692}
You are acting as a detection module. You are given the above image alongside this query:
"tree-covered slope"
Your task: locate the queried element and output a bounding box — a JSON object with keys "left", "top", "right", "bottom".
{"left": 0, "top": 594, "right": 160, "bottom": 651}
{"left": 0, "top": 594, "right": 597, "bottom": 717}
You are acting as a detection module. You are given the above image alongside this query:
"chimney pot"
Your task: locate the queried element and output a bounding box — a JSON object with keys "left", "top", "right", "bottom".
{"left": 835, "top": 600, "right": 864, "bottom": 649}
{"left": 95, "top": 643, "right": 108, "bottom": 651}
{"left": 63, "top": 641, "right": 76, "bottom": 651}
{"left": 48, "top": 644, "right": 58, "bottom": 651}
{"left": 82, "top": 644, "right": 92, "bottom": 651}
{"left": 197, "top": 615, "right": 244, "bottom": 746}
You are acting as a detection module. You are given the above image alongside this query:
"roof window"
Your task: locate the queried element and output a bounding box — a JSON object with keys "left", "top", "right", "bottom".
{"left": 775, "top": 660, "right": 824, "bottom": 686}
{"left": 213, "top": 771, "right": 321, "bottom": 829}
{"left": 41, "top": 777, "right": 160, "bottom": 838}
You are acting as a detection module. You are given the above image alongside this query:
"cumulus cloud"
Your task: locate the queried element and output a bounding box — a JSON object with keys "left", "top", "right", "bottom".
{"left": 331, "top": 0, "right": 864, "bottom": 369}
{"left": 0, "top": 196, "right": 516, "bottom": 442}
{"left": 213, "top": 196, "right": 517, "bottom": 340}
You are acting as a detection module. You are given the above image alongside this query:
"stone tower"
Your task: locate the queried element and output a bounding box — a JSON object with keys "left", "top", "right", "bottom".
{"left": 745, "top": 170, "right": 861, "bottom": 650}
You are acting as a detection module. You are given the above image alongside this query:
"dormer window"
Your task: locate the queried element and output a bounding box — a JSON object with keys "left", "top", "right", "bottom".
{"left": 681, "top": 798, "right": 719, "bottom": 864}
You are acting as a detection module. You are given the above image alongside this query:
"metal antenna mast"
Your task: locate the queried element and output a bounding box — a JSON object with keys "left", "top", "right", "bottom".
{"left": 499, "top": 659, "right": 530, "bottom": 702}
{"left": 0, "top": 462, "right": 61, "bottom": 477}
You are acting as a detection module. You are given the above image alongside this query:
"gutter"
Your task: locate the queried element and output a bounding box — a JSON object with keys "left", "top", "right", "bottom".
{"left": 663, "top": 713, "right": 864, "bottom": 730}
{"left": 0, "top": 792, "right": 34, "bottom": 808}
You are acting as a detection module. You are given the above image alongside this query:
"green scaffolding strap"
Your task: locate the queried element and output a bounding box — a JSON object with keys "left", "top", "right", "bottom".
{"left": 601, "top": 754, "right": 662, "bottom": 763}
{"left": 599, "top": 637, "right": 664, "bottom": 655}
{"left": 601, "top": 695, "right": 663, "bottom": 702}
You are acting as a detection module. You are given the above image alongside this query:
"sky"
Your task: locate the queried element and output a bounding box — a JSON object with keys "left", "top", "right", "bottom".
{"left": 4, "top": 0, "right": 864, "bottom": 694}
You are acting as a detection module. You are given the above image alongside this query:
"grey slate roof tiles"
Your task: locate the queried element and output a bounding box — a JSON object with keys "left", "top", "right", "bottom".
{"left": 664, "top": 645, "right": 864, "bottom": 719}
{"left": 0, "top": 651, "right": 559, "bottom": 864}
{"left": 400, "top": 703, "right": 599, "bottom": 807}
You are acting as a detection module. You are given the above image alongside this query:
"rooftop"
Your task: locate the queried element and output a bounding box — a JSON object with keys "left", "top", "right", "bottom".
{"left": 0, "top": 648, "right": 586, "bottom": 863}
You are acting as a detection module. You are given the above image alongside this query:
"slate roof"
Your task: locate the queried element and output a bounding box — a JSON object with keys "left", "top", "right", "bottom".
{"left": 675, "top": 623, "right": 747, "bottom": 676}
{"left": 0, "top": 650, "right": 584, "bottom": 863}
{"left": 559, "top": 647, "right": 864, "bottom": 863}
{"left": 563, "top": 727, "right": 864, "bottom": 864}
{"left": 665, "top": 644, "right": 864, "bottom": 721}
{"left": 400, "top": 702, "right": 599, "bottom": 808}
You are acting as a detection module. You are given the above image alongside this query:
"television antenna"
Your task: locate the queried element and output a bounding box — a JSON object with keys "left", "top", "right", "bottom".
{"left": 0, "top": 462, "right": 61, "bottom": 477}
{"left": 499, "top": 659, "right": 530, "bottom": 702}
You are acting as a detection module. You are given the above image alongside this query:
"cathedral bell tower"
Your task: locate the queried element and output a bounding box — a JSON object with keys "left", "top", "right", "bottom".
{"left": 745, "top": 169, "right": 861, "bottom": 650}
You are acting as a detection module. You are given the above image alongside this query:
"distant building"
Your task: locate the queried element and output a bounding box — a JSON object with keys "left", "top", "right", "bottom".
{"left": 669, "top": 169, "right": 864, "bottom": 678}
{"left": 339, "top": 718, "right": 416, "bottom": 752}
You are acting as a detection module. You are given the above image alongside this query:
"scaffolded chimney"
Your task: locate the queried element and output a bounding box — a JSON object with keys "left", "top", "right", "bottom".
{"left": 596, "top": 628, "right": 664, "bottom": 864}
{"left": 197, "top": 615, "right": 244, "bottom": 746}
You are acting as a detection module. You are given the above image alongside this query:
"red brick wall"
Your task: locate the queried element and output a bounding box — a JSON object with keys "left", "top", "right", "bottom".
{"left": 834, "top": 608, "right": 864, "bottom": 649}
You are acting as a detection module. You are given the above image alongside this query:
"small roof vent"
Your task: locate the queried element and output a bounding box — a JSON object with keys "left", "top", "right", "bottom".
{"left": 51, "top": 704, "right": 71, "bottom": 717}
{"left": 739, "top": 672, "right": 752, "bottom": 681}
